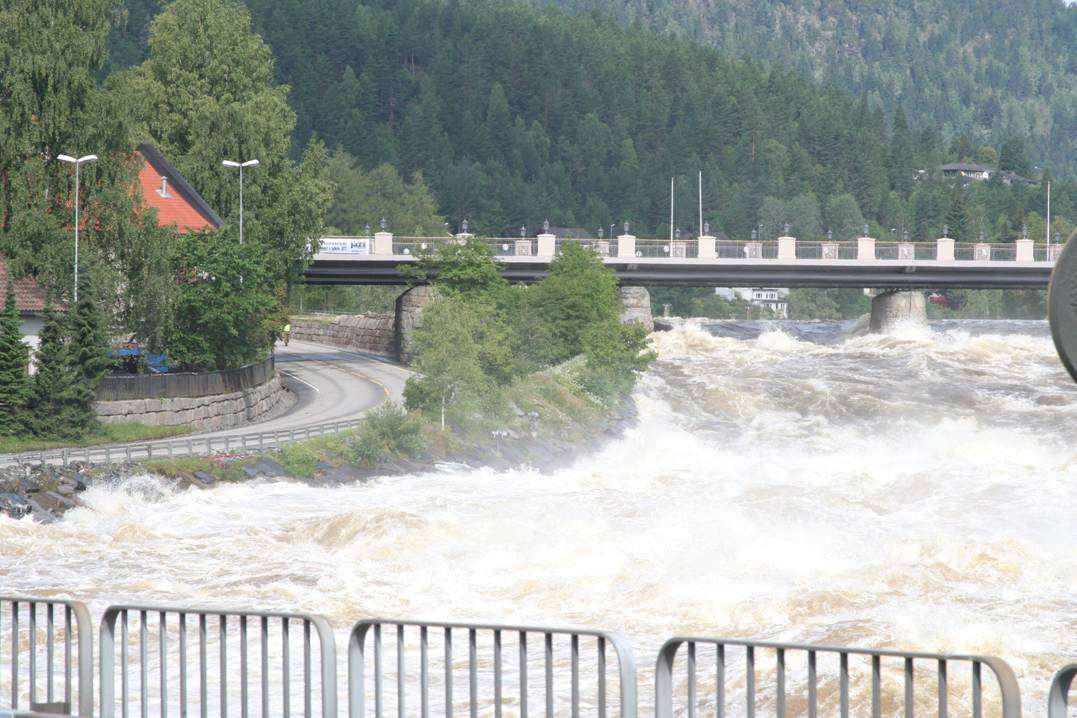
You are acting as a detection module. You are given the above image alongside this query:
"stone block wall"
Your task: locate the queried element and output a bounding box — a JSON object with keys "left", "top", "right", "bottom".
{"left": 95, "top": 373, "right": 287, "bottom": 432}
{"left": 291, "top": 313, "right": 396, "bottom": 355}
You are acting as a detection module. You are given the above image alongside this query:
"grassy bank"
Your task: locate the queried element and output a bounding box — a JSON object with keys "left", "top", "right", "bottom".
{"left": 141, "top": 360, "right": 626, "bottom": 483}
{"left": 0, "top": 422, "right": 191, "bottom": 455}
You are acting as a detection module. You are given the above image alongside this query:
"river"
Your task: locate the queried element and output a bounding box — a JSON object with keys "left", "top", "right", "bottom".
{"left": 1, "top": 319, "right": 1075, "bottom": 715}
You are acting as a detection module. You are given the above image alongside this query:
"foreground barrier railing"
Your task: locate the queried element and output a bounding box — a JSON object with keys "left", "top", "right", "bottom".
{"left": 0, "top": 597, "right": 93, "bottom": 717}
{"left": 1048, "top": 664, "right": 1076, "bottom": 718}
{"left": 99, "top": 606, "right": 336, "bottom": 718}
{"left": 348, "top": 619, "right": 637, "bottom": 717}
{"left": 655, "top": 637, "right": 1020, "bottom": 718}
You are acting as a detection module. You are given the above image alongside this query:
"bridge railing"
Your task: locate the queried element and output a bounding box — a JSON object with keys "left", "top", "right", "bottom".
{"left": 99, "top": 605, "right": 337, "bottom": 718}
{"left": 0, "top": 597, "right": 93, "bottom": 717}
{"left": 1048, "top": 663, "right": 1075, "bottom": 718}
{"left": 655, "top": 637, "right": 1020, "bottom": 718}
{"left": 348, "top": 618, "right": 638, "bottom": 717}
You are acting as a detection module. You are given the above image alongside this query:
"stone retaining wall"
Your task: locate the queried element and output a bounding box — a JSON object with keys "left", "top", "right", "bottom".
{"left": 95, "top": 373, "right": 288, "bottom": 432}
{"left": 291, "top": 314, "right": 396, "bottom": 355}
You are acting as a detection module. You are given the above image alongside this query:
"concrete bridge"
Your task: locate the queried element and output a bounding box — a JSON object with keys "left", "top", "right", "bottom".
{"left": 304, "top": 231, "right": 1058, "bottom": 289}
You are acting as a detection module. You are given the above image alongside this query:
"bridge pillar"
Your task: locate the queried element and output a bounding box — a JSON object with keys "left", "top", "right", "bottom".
{"left": 869, "top": 290, "right": 927, "bottom": 332}
{"left": 937, "top": 236, "right": 955, "bottom": 261}
{"left": 857, "top": 236, "right": 875, "bottom": 260}
{"left": 619, "top": 287, "right": 654, "bottom": 330}
{"left": 778, "top": 234, "right": 796, "bottom": 260}
{"left": 1016, "top": 238, "right": 1034, "bottom": 262}
{"left": 537, "top": 232, "right": 556, "bottom": 258}
{"left": 698, "top": 234, "right": 717, "bottom": 259}
{"left": 617, "top": 234, "right": 636, "bottom": 258}
{"left": 394, "top": 285, "right": 437, "bottom": 363}
{"left": 374, "top": 231, "right": 393, "bottom": 255}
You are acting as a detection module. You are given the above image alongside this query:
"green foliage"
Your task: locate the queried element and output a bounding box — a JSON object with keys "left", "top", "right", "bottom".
{"left": 0, "top": 282, "right": 30, "bottom": 434}
{"left": 277, "top": 442, "right": 321, "bottom": 478}
{"left": 532, "top": 0, "right": 1077, "bottom": 177}
{"left": 108, "top": 0, "right": 1073, "bottom": 244}
{"left": 348, "top": 403, "right": 424, "bottom": 465}
{"left": 787, "top": 289, "right": 871, "bottom": 320}
{"left": 405, "top": 240, "right": 652, "bottom": 428}
{"left": 406, "top": 240, "right": 509, "bottom": 298}
{"left": 110, "top": 0, "right": 331, "bottom": 283}
{"left": 529, "top": 243, "right": 620, "bottom": 365}
{"left": 29, "top": 310, "right": 75, "bottom": 437}
{"left": 167, "top": 229, "right": 282, "bottom": 370}
{"left": 325, "top": 151, "right": 446, "bottom": 236}
{"left": 66, "top": 270, "right": 112, "bottom": 434}
{"left": 579, "top": 320, "right": 655, "bottom": 399}
{"left": 403, "top": 295, "right": 509, "bottom": 429}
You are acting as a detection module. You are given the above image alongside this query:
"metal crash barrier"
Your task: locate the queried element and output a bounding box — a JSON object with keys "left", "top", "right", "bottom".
{"left": 655, "top": 637, "right": 1021, "bottom": 718}
{"left": 1, "top": 593, "right": 1073, "bottom": 717}
{"left": 348, "top": 619, "right": 637, "bottom": 717}
{"left": 0, "top": 597, "right": 93, "bottom": 717}
{"left": 99, "top": 606, "right": 336, "bottom": 718}
{"left": 1049, "top": 664, "right": 1076, "bottom": 718}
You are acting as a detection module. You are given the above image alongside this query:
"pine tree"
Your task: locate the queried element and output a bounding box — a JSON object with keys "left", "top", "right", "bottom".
{"left": 65, "top": 271, "right": 111, "bottom": 435}
{"left": 29, "top": 309, "right": 79, "bottom": 438}
{"left": 0, "top": 280, "right": 30, "bottom": 434}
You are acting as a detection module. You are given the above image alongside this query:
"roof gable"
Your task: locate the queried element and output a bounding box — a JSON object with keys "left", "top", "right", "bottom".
{"left": 0, "top": 258, "right": 48, "bottom": 314}
{"left": 136, "top": 143, "right": 223, "bottom": 232}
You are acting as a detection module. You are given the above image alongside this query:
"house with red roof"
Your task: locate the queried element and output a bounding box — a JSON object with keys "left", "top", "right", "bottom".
{"left": 1, "top": 143, "right": 221, "bottom": 348}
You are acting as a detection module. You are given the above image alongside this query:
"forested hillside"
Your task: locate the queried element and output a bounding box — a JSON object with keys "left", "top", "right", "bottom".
{"left": 106, "top": 0, "right": 1074, "bottom": 245}
{"left": 536, "top": 0, "right": 1077, "bottom": 178}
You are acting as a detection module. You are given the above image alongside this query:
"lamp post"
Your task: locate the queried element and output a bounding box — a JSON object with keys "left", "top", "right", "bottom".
{"left": 222, "top": 159, "right": 259, "bottom": 243}
{"left": 57, "top": 154, "right": 98, "bottom": 302}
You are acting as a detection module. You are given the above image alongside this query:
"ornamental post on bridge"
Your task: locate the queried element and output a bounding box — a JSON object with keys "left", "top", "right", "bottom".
{"left": 536, "top": 219, "right": 556, "bottom": 257}
{"left": 857, "top": 224, "right": 875, "bottom": 260}
{"left": 697, "top": 224, "right": 717, "bottom": 259}
{"left": 616, "top": 221, "right": 636, "bottom": 258}
{"left": 376, "top": 219, "right": 398, "bottom": 258}
{"left": 1015, "top": 228, "right": 1034, "bottom": 262}
{"left": 777, "top": 226, "right": 796, "bottom": 260}
{"left": 936, "top": 231, "right": 955, "bottom": 262}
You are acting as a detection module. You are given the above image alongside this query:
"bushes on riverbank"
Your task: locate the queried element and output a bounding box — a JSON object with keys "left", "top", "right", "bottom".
{"left": 402, "top": 240, "right": 654, "bottom": 431}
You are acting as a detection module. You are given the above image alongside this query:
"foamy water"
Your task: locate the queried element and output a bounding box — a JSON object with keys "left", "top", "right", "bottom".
{"left": 2, "top": 319, "right": 1076, "bottom": 714}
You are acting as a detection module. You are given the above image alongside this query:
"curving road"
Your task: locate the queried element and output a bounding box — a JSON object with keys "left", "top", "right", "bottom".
{"left": 0, "top": 340, "right": 412, "bottom": 465}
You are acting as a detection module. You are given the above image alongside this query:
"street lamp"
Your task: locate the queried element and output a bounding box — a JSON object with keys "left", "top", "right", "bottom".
{"left": 57, "top": 154, "right": 98, "bottom": 302}
{"left": 222, "top": 159, "right": 259, "bottom": 243}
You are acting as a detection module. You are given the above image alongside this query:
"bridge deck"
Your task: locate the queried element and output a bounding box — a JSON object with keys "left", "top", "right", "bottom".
{"left": 305, "top": 254, "right": 1055, "bottom": 289}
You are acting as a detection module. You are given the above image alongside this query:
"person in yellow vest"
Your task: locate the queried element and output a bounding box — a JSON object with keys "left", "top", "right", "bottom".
{"left": 282, "top": 321, "right": 292, "bottom": 346}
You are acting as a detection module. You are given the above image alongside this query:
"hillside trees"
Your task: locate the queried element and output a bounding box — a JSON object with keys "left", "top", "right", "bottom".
{"left": 110, "top": 0, "right": 331, "bottom": 284}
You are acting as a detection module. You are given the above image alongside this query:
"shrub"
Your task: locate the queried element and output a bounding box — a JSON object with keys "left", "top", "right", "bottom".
{"left": 349, "top": 403, "right": 424, "bottom": 465}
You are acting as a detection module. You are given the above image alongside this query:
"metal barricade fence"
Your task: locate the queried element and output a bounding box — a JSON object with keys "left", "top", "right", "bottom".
{"left": 0, "top": 597, "right": 93, "bottom": 717}
{"left": 99, "top": 606, "right": 337, "bottom": 718}
{"left": 655, "top": 637, "right": 1020, "bottom": 718}
{"left": 1049, "top": 664, "right": 1076, "bottom": 718}
{"left": 348, "top": 619, "right": 638, "bottom": 717}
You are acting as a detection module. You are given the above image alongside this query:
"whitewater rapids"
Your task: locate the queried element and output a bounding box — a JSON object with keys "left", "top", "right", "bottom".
{"left": 1, "top": 319, "right": 1075, "bottom": 713}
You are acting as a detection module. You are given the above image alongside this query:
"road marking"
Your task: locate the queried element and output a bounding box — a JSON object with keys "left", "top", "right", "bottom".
{"left": 282, "top": 369, "right": 320, "bottom": 393}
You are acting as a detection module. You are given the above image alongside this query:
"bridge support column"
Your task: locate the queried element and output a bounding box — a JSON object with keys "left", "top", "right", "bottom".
{"left": 394, "top": 285, "right": 437, "bottom": 363}
{"left": 617, "top": 234, "right": 636, "bottom": 258}
{"left": 698, "top": 234, "right": 716, "bottom": 259}
{"left": 619, "top": 287, "right": 653, "bottom": 330}
{"left": 869, "top": 290, "right": 926, "bottom": 332}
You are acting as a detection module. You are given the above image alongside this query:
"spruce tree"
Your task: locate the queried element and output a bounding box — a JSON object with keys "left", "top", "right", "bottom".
{"left": 29, "top": 308, "right": 79, "bottom": 438}
{"left": 0, "top": 280, "right": 30, "bottom": 434}
{"left": 65, "top": 271, "right": 111, "bottom": 435}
